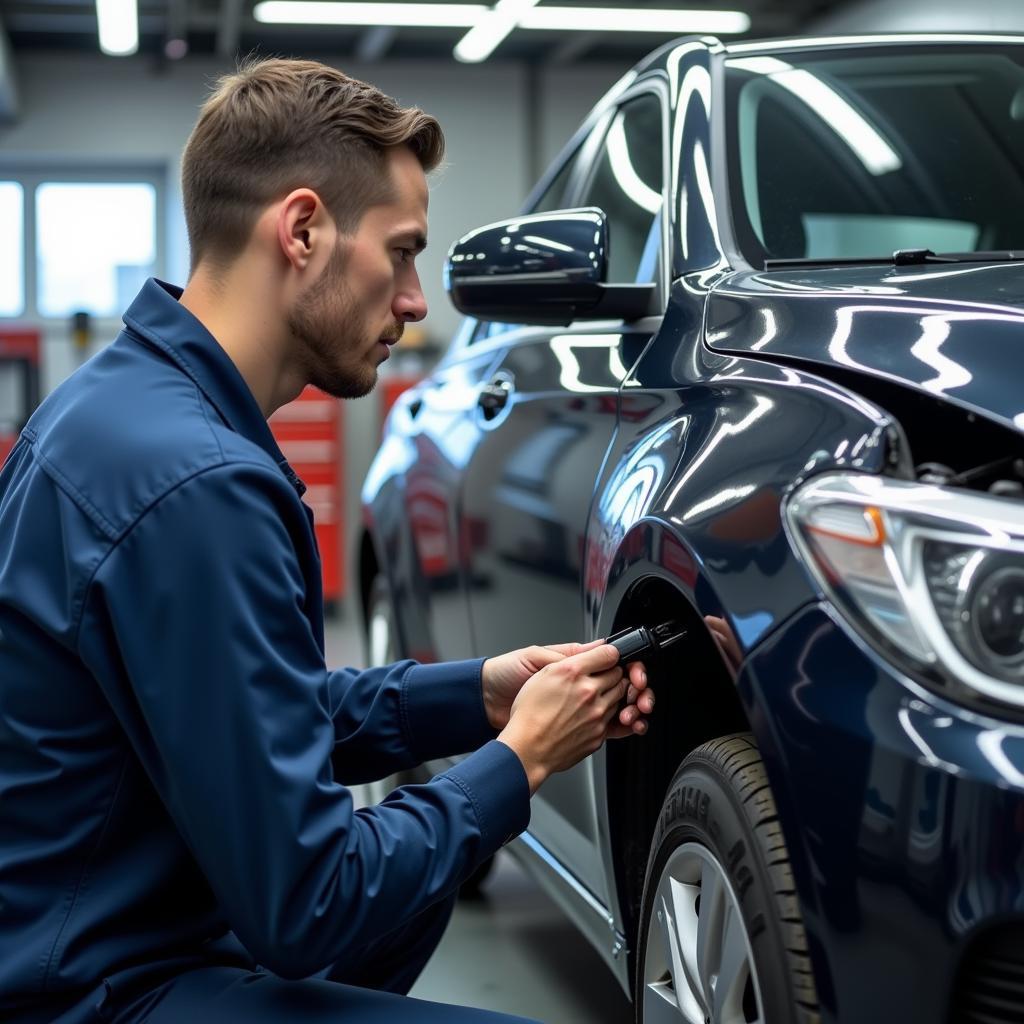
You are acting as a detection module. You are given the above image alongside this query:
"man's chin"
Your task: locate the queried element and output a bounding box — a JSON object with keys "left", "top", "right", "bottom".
{"left": 311, "top": 369, "right": 376, "bottom": 401}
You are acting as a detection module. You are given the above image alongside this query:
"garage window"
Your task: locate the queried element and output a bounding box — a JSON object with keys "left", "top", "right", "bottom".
{"left": 36, "top": 182, "right": 157, "bottom": 318}
{"left": 0, "top": 182, "right": 24, "bottom": 317}
{"left": 0, "top": 171, "right": 163, "bottom": 321}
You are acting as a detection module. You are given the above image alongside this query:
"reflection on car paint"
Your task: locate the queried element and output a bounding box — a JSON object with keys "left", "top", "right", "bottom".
{"left": 363, "top": 35, "right": 1024, "bottom": 1023}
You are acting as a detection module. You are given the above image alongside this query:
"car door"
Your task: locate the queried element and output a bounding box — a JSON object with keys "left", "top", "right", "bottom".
{"left": 457, "top": 86, "right": 669, "bottom": 896}
{"left": 395, "top": 332, "right": 507, "bottom": 663}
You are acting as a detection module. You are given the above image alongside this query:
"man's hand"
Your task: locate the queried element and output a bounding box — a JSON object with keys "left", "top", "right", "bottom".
{"left": 482, "top": 641, "right": 652, "bottom": 735}
{"left": 495, "top": 643, "right": 625, "bottom": 793}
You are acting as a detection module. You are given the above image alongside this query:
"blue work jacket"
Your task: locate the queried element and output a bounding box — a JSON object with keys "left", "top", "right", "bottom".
{"left": 0, "top": 279, "right": 530, "bottom": 1023}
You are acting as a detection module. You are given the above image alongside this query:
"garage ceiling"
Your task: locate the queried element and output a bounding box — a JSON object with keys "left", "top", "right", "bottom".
{"left": 0, "top": 0, "right": 858, "bottom": 63}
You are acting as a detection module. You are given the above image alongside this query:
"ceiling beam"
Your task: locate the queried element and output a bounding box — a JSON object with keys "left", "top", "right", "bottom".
{"left": 0, "top": 17, "right": 20, "bottom": 122}
{"left": 217, "top": 0, "right": 245, "bottom": 58}
{"left": 355, "top": 25, "right": 397, "bottom": 61}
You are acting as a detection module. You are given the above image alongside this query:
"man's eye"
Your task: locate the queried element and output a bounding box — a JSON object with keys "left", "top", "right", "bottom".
{"left": 396, "top": 248, "right": 414, "bottom": 263}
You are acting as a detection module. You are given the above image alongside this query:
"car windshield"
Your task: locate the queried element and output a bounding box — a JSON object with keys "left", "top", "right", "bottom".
{"left": 724, "top": 45, "right": 1024, "bottom": 263}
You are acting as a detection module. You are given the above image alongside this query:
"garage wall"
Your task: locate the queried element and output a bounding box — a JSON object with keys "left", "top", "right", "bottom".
{"left": 0, "top": 53, "right": 626, "bottom": 365}
{"left": 0, "top": 51, "right": 628, "bottom": 612}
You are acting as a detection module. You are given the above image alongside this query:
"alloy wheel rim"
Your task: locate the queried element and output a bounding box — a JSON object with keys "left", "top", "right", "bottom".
{"left": 642, "top": 842, "right": 764, "bottom": 1024}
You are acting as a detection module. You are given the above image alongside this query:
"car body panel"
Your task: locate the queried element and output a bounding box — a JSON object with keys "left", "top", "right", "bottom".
{"left": 706, "top": 263, "right": 1024, "bottom": 433}
{"left": 360, "top": 32, "right": 1024, "bottom": 1020}
{"left": 588, "top": 283, "right": 899, "bottom": 653}
{"left": 457, "top": 322, "right": 653, "bottom": 897}
{"left": 361, "top": 332, "right": 506, "bottom": 663}
{"left": 743, "top": 602, "right": 1024, "bottom": 1024}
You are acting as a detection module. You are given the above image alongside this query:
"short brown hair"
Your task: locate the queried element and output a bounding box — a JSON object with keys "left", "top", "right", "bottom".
{"left": 181, "top": 57, "right": 444, "bottom": 273}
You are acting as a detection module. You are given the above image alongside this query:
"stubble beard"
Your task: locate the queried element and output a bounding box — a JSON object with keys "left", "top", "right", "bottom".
{"left": 287, "top": 242, "right": 381, "bottom": 400}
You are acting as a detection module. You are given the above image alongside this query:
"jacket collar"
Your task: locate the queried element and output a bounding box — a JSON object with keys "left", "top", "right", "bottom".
{"left": 121, "top": 278, "right": 306, "bottom": 495}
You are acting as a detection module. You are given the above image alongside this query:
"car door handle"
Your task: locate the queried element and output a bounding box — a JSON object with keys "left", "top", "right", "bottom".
{"left": 477, "top": 374, "right": 514, "bottom": 419}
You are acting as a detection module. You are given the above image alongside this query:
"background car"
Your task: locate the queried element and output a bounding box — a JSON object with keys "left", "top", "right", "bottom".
{"left": 360, "top": 33, "right": 1024, "bottom": 1024}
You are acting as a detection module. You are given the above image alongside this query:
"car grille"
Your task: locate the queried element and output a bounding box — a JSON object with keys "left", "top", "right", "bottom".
{"left": 951, "top": 924, "right": 1024, "bottom": 1023}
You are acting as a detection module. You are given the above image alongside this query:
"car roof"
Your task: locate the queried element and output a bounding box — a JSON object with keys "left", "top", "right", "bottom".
{"left": 724, "top": 32, "right": 1024, "bottom": 55}
{"left": 627, "top": 32, "right": 1024, "bottom": 83}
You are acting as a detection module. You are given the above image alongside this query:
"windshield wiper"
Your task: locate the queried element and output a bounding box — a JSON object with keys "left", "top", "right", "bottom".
{"left": 895, "top": 248, "right": 1024, "bottom": 265}
{"left": 892, "top": 248, "right": 958, "bottom": 265}
{"left": 765, "top": 248, "right": 1024, "bottom": 270}
{"left": 925, "top": 249, "right": 1024, "bottom": 263}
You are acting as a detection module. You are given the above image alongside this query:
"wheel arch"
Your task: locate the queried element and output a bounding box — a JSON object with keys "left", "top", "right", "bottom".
{"left": 597, "top": 559, "right": 750, "bottom": 967}
{"left": 592, "top": 518, "right": 813, "bottom": 984}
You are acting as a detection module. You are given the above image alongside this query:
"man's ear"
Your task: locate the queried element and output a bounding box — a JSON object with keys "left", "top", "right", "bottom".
{"left": 276, "top": 188, "right": 333, "bottom": 271}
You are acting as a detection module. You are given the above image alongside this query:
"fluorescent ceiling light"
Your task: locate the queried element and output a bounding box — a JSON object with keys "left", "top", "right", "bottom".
{"left": 255, "top": 2, "right": 485, "bottom": 27}
{"left": 730, "top": 56, "right": 901, "bottom": 175}
{"left": 454, "top": 0, "right": 539, "bottom": 63}
{"left": 255, "top": 2, "right": 751, "bottom": 35}
{"left": 522, "top": 7, "right": 750, "bottom": 33}
{"left": 96, "top": 0, "right": 138, "bottom": 55}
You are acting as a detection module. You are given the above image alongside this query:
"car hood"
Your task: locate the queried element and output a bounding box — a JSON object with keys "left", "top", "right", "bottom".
{"left": 705, "top": 261, "right": 1024, "bottom": 432}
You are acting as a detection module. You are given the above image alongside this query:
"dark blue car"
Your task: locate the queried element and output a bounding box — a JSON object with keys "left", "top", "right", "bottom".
{"left": 360, "top": 34, "right": 1024, "bottom": 1024}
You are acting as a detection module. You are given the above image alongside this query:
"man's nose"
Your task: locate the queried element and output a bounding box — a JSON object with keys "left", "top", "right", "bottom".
{"left": 394, "top": 281, "right": 428, "bottom": 323}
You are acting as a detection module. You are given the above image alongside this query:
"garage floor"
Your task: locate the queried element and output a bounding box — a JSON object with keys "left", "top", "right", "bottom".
{"left": 325, "top": 611, "right": 634, "bottom": 1024}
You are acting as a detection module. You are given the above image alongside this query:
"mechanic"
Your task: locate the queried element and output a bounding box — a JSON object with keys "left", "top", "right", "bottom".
{"left": 0, "top": 58, "right": 655, "bottom": 1024}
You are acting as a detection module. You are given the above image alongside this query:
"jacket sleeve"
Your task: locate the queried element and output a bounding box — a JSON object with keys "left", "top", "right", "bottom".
{"left": 78, "top": 460, "right": 530, "bottom": 979}
{"left": 326, "top": 658, "right": 498, "bottom": 785}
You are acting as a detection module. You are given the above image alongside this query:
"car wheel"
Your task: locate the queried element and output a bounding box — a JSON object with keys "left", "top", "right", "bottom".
{"left": 635, "top": 733, "right": 819, "bottom": 1024}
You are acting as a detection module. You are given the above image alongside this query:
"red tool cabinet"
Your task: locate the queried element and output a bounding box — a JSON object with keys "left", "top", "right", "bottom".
{"left": 0, "top": 328, "right": 41, "bottom": 467}
{"left": 268, "top": 386, "right": 345, "bottom": 605}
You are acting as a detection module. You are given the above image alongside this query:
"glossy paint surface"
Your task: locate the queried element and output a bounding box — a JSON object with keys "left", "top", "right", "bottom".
{"left": 446, "top": 208, "right": 608, "bottom": 287}
{"left": 361, "top": 33, "right": 1024, "bottom": 1017}
{"left": 743, "top": 604, "right": 1024, "bottom": 1024}
{"left": 457, "top": 321, "right": 655, "bottom": 899}
{"left": 588, "top": 283, "right": 895, "bottom": 652}
{"left": 706, "top": 262, "right": 1024, "bottom": 431}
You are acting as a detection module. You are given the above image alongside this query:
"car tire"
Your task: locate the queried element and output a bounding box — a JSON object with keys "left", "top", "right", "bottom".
{"left": 634, "top": 733, "right": 819, "bottom": 1024}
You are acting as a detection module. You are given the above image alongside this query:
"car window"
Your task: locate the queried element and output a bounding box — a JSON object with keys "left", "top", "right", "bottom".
{"left": 578, "top": 92, "right": 665, "bottom": 283}
{"left": 532, "top": 144, "right": 586, "bottom": 214}
{"left": 727, "top": 49, "right": 1024, "bottom": 261}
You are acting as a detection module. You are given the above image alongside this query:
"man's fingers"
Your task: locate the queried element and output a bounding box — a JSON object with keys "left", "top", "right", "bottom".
{"left": 593, "top": 666, "right": 627, "bottom": 697}
{"left": 626, "top": 661, "right": 648, "bottom": 690}
{"left": 545, "top": 637, "right": 606, "bottom": 657}
{"left": 565, "top": 642, "right": 621, "bottom": 674}
{"left": 607, "top": 715, "right": 649, "bottom": 740}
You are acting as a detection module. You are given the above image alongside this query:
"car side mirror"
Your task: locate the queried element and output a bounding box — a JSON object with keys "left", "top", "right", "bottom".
{"left": 444, "top": 207, "right": 657, "bottom": 326}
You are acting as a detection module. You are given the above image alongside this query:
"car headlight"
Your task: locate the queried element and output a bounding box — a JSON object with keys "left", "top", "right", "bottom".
{"left": 785, "top": 472, "right": 1024, "bottom": 710}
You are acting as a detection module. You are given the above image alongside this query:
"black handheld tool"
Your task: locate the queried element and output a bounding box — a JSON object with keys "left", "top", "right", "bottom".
{"left": 607, "top": 620, "right": 686, "bottom": 665}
